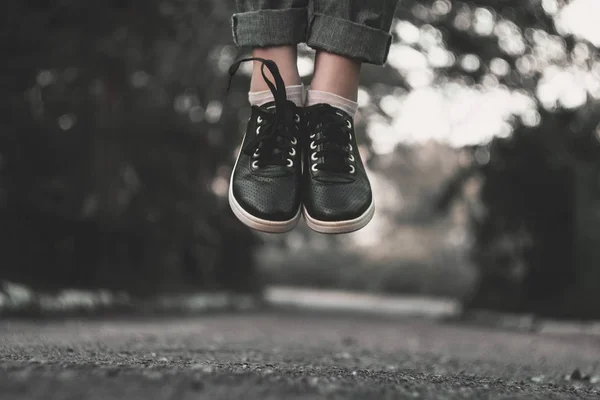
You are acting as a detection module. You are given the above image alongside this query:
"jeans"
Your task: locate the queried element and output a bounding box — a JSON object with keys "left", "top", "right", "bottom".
{"left": 232, "top": 0, "right": 399, "bottom": 65}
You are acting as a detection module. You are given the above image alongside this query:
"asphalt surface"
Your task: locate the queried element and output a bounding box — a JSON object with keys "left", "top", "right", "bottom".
{"left": 1, "top": 310, "right": 599, "bottom": 399}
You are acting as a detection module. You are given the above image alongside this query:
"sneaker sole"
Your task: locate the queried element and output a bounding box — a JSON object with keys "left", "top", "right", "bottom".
{"left": 229, "top": 188, "right": 301, "bottom": 233}
{"left": 303, "top": 200, "right": 375, "bottom": 234}
{"left": 229, "top": 141, "right": 301, "bottom": 233}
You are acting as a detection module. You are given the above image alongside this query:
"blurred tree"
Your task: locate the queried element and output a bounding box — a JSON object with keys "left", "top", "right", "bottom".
{"left": 407, "top": 0, "right": 600, "bottom": 316}
{"left": 2, "top": 0, "right": 599, "bottom": 316}
{"left": 0, "top": 0, "right": 260, "bottom": 296}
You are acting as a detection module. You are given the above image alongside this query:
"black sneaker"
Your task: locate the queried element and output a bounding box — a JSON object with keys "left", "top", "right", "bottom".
{"left": 227, "top": 58, "right": 303, "bottom": 233}
{"left": 302, "top": 104, "right": 374, "bottom": 234}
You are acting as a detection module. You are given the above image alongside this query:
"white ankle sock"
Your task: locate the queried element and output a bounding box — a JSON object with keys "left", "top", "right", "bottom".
{"left": 248, "top": 85, "right": 304, "bottom": 107}
{"left": 306, "top": 90, "right": 358, "bottom": 117}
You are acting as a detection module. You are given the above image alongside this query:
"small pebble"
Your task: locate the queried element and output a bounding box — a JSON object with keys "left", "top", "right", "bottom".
{"left": 201, "top": 366, "right": 214, "bottom": 374}
{"left": 531, "top": 375, "right": 544, "bottom": 383}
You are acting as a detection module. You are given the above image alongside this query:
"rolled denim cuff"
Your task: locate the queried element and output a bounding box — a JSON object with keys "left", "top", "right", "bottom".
{"left": 232, "top": 8, "right": 308, "bottom": 47}
{"left": 307, "top": 13, "right": 393, "bottom": 65}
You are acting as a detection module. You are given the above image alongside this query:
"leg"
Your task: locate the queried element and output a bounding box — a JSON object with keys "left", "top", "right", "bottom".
{"left": 311, "top": 51, "right": 361, "bottom": 101}
{"left": 308, "top": 0, "right": 398, "bottom": 100}
{"left": 229, "top": 1, "right": 308, "bottom": 233}
{"left": 301, "top": 0, "right": 399, "bottom": 234}
{"left": 233, "top": 0, "right": 308, "bottom": 92}
{"left": 308, "top": 0, "right": 398, "bottom": 66}
{"left": 251, "top": 46, "right": 301, "bottom": 92}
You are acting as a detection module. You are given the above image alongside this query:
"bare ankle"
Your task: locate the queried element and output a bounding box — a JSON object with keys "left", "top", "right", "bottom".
{"left": 250, "top": 46, "right": 302, "bottom": 92}
{"left": 310, "top": 51, "right": 362, "bottom": 101}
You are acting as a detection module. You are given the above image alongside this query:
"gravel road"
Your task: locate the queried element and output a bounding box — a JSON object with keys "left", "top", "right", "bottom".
{"left": 1, "top": 310, "right": 599, "bottom": 399}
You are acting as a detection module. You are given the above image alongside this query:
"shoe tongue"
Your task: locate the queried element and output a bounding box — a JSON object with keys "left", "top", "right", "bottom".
{"left": 254, "top": 104, "right": 291, "bottom": 174}
{"left": 259, "top": 100, "right": 297, "bottom": 121}
{"left": 260, "top": 101, "right": 277, "bottom": 111}
{"left": 311, "top": 107, "right": 354, "bottom": 182}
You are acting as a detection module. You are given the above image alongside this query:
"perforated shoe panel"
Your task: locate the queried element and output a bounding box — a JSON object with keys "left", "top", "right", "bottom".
{"left": 302, "top": 105, "right": 373, "bottom": 222}
{"left": 231, "top": 103, "right": 302, "bottom": 222}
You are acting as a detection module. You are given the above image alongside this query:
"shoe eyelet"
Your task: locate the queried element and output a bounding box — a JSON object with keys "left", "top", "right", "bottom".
{"left": 256, "top": 126, "right": 261, "bottom": 134}
{"left": 309, "top": 133, "right": 316, "bottom": 139}
{"left": 294, "top": 114, "right": 301, "bottom": 123}
{"left": 311, "top": 163, "right": 319, "bottom": 173}
{"left": 257, "top": 116, "right": 263, "bottom": 124}
{"left": 310, "top": 141, "right": 317, "bottom": 150}
{"left": 289, "top": 148, "right": 296, "bottom": 156}
{"left": 252, "top": 160, "right": 259, "bottom": 169}
{"left": 311, "top": 152, "right": 319, "bottom": 161}
{"left": 348, "top": 144, "right": 353, "bottom": 152}
{"left": 287, "top": 158, "right": 294, "bottom": 167}
{"left": 291, "top": 137, "right": 297, "bottom": 145}
{"left": 348, "top": 154, "right": 355, "bottom": 162}
{"left": 349, "top": 133, "right": 353, "bottom": 141}
{"left": 349, "top": 165, "right": 356, "bottom": 174}
{"left": 253, "top": 149, "right": 260, "bottom": 158}
{"left": 346, "top": 120, "right": 352, "bottom": 129}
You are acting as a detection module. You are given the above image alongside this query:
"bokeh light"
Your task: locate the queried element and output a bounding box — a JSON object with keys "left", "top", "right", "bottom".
{"left": 366, "top": 0, "right": 600, "bottom": 154}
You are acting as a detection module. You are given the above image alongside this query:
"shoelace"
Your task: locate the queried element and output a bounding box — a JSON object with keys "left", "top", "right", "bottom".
{"left": 307, "top": 104, "right": 355, "bottom": 174}
{"left": 228, "top": 57, "right": 298, "bottom": 169}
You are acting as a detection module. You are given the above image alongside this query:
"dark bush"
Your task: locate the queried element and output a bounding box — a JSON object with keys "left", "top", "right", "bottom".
{"left": 0, "top": 1, "right": 260, "bottom": 296}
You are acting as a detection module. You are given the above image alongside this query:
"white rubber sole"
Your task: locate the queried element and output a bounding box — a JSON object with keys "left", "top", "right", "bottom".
{"left": 303, "top": 200, "right": 375, "bottom": 234}
{"left": 229, "top": 140, "right": 301, "bottom": 233}
{"left": 228, "top": 187, "right": 301, "bottom": 233}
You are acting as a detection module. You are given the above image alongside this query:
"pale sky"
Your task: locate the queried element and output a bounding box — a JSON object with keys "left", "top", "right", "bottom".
{"left": 358, "top": 0, "right": 600, "bottom": 152}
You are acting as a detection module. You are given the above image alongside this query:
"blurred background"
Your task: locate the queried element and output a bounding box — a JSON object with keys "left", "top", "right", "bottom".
{"left": 1, "top": 0, "right": 600, "bottom": 319}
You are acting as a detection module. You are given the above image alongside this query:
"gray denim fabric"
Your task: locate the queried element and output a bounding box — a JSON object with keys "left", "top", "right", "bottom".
{"left": 232, "top": 0, "right": 398, "bottom": 65}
